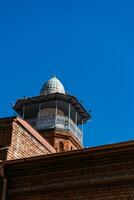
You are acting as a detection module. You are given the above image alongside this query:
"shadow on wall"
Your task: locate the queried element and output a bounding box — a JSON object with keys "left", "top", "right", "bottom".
{"left": 0, "top": 121, "right": 12, "bottom": 161}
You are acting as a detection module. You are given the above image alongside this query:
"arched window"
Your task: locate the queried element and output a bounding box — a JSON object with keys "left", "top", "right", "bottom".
{"left": 59, "top": 141, "right": 64, "bottom": 152}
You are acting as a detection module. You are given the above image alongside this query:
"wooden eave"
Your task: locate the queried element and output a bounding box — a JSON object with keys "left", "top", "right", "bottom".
{"left": 13, "top": 93, "right": 91, "bottom": 123}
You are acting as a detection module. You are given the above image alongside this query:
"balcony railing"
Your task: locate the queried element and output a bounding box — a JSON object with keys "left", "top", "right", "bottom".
{"left": 28, "top": 114, "right": 83, "bottom": 143}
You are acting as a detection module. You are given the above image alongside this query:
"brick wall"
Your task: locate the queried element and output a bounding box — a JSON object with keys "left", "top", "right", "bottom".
{"left": 39, "top": 129, "right": 82, "bottom": 152}
{"left": 54, "top": 137, "right": 78, "bottom": 152}
{"left": 3, "top": 141, "right": 134, "bottom": 200}
{"left": 0, "top": 117, "right": 55, "bottom": 161}
{"left": 6, "top": 121, "right": 51, "bottom": 160}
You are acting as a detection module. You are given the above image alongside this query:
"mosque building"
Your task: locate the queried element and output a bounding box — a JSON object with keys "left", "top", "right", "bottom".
{"left": 0, "top": 76, "right": 134, "bottom": 200}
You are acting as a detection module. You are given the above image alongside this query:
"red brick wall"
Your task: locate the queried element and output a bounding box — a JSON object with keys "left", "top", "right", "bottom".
{"left": 4, "top": 142, "right": 134, "bottom": 200}
{"left": 39, "top": 129, "right": 82, "bottom": 152}
{"left": 54, "top": 137, "right": 78, "bottom": 152}
{"left": 6, "top": 121, "right": 51, "bottom": 160}
{"left": 0, "top": 118, "right": 53, "bottom": 161}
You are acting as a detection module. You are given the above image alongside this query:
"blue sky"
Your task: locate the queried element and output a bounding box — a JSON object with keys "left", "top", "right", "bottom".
{"left": 0, "top": 0, "right": 133, "bottom": 147}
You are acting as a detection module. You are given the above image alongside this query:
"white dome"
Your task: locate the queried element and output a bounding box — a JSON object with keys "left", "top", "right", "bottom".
{"left": 40, "top": 76, "right": 65, "bottom": 95}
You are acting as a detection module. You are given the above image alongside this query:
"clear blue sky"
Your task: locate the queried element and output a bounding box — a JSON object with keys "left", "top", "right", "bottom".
{"left": 0, "top": 0, "right": 133, "bottom": 147}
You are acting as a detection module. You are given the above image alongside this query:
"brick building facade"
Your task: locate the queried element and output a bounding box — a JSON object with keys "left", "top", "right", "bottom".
{"left": 1, "top": 141, "right": 134, "bottom": 200}
{"left": 0, "top": 76, "right": 133, "bottom": 199}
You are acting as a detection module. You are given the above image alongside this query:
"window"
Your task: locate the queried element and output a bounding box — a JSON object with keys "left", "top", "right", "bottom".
{"left": 59, "top": 141, "right": 64, "bottom": 152}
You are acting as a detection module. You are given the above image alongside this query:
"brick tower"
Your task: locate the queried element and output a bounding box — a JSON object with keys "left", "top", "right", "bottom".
{"left": 13, "top": 76, "right": 90, "bottom": 152}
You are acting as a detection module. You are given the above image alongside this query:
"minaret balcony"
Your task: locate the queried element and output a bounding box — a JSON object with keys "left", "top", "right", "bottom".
{"left": 28, "top": 114, "right": 83, "bottom": 143}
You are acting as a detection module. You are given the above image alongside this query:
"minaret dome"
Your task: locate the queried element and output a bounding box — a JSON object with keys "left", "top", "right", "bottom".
{"left": 40, "top": 75, "right": 65, "bottom": 95}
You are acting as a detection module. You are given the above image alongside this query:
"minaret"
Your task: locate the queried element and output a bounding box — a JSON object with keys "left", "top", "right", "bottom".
{"left": 13, "top": 76, "right": 91, "bottom": 152}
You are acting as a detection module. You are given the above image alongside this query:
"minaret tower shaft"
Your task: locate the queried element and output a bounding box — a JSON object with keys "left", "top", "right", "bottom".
{"left": 14, "top": 76, "right": 90, "bottom": 152}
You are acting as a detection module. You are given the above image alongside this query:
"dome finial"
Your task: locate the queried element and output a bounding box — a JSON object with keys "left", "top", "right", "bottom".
{"left": 53, "top": 74, "right": 56, "bottom": 78}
